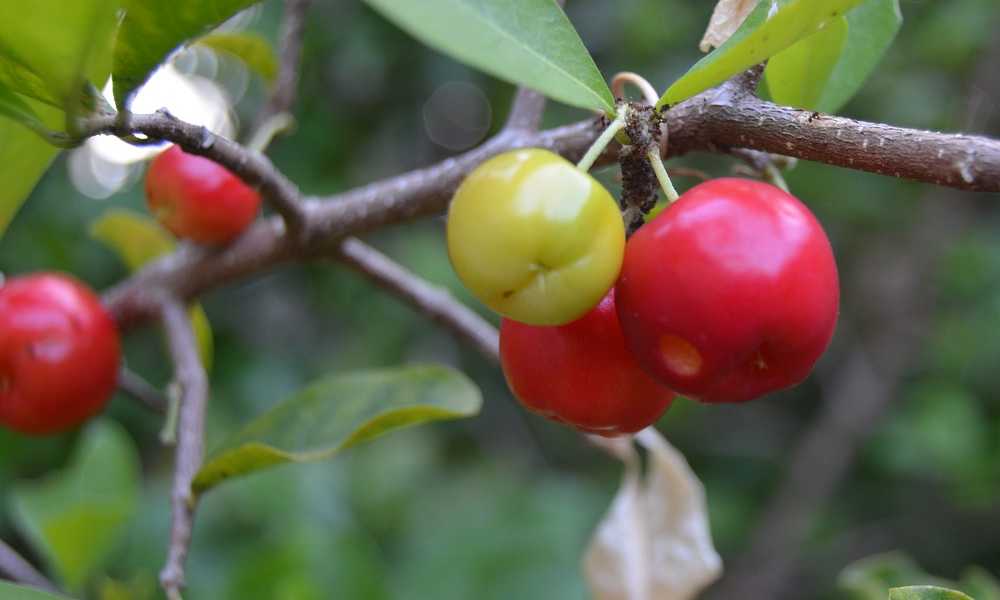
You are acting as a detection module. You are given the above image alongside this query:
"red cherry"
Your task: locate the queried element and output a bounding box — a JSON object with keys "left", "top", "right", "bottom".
{"left": 500, "top": 290, "right": 674, "bottom": 436}
{"left": 0, "top": 274, "right": 121, "bottom": 434}
{"left": 145, "top": 145, "right": 261, "bottom": 244}
{"left": 615, "top": 178, "right": 839, "bottom": 403}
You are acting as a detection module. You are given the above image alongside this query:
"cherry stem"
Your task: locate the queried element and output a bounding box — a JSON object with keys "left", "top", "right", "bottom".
{"left": 247, "top": 112, "right": 296, "bottom": 154}
{"left": 763, "top": 161, "right": 790, "bottom": 192}
{"left": 159, "top": 382, "right": 181, "bottom": 445}
{"left": 577, "top": 111, "right": 626, "bottom": 173}
{"left": 611, "top": 72, "right": 659, "bottom": 106}
{"left": 647, "top": 150, "right": 680, "bottom": 204}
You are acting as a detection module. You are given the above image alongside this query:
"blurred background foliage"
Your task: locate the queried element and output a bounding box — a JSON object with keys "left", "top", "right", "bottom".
{"left": 1, "top": 0, "right": 999, "bottom": 598}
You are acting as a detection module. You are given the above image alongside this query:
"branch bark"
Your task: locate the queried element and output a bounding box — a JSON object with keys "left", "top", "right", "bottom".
{"left": 0, "top": 539, "right": 59, "bottom": 593}
{"left": 258, "top": 0, "right": 312, "bottom": 123}
{"left": 95, "top": 80, "right": 1000, "bottom": 333}
{"left": 156, "top": 296, "right": 208, "bottom": 600}
{"left": 118, "top": 366, "right": 168, "bottom": 414}
{"left": 336, "top": 238, "right": 499, "bottom": 361}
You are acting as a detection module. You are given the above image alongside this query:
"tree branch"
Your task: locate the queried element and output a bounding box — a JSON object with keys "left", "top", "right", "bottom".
{"left": 93, "top": 73, "right": 1000, "bottom": 333}
{"left": 105, "top": 110, "right": 309, "bottom": 236}
{"left": 504, "top": 88, "right": 548, "bottom": 132}
{"left": 258, "top": 0, "right": 312, "bottom": 123}
{"left": 156, "top": 296, "right": 209, "bottom": 600}
{"left": 0, "top": 539, "right": 59, "bottom": 593}
{"left": 336, "top": 238, "right": 499, "bottom": 361}
{"left": 118, "top": 366, "right": 167, "bottom": 414}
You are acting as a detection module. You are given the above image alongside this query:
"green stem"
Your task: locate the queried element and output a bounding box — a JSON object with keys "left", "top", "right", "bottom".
{"left": 647, "top": 150, "right": 679, "bottom": 204}
{"left": 576, "top": 113, "right": 626, "bottom": 173}
{"left": 159, "top": 383, "right": 181, "bottom": 445}
{"left": 763, "top": 162, "right": 790, "bottom": 192}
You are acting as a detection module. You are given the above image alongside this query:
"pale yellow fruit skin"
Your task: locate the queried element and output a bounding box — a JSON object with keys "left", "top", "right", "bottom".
{"left": 446, "top": 149, "right": 625, "bottom": 326}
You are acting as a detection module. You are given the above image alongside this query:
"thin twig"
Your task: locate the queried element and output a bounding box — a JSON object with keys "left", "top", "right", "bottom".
{"left": 0, "top": 539, "right": 59, "bottom": 593}
{"left": 118, "top": 366, "right": 167, "bottom": 414}
{"left": 90, "top": 110, "right": 309, "bottom": 237}
{"left": 336, "top": 238, "right": 499, "bottom": 361}
{"left": 156, "top": 296, "right": 208, "bottom": 600}
{"left": 92, "top": 70, "right": 1000, "bottom": 332}
{"left": 504, "top": 88, "right": 548, "bottom": 132}
{"left": 257, "top": 0, "right": 312, "bottom": 124}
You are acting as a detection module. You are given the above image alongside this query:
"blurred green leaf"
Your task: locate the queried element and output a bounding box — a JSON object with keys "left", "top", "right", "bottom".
{"left": 89, "top": 208, "right": 175, "bottom": 270}
{"left": 765, "top": 16, "right": 848, "bottom": 110}
{"left": 813, "top": 0, "right": 901, "bottom": 112}
{"left": 9, "top": 421, "right": 140, "bottom": 592}
{"left": 113, "top": 0, "right": 262, "bottom": 107}
{"left": 0, "top": 112, "right": 61, "bottom": 238}
{"left": 839, "top": 553, "right": 953, "bottom": 600}
{"left": 871, "top": 381, "right": 988, "bottom": 480}
{"left": 659, "top": 0, "right": 866, "bottom": 107}
{"left": 960, "top": 567, "right": 1000, "bottom": 600}
{"left": 196, "top": 32, "right": 278, "bottom": 83}
{"left": 90, "top": 208, "right": 214, "bottom": 369}
{"left": 0, "top": 57, "right": 62, "bottom": 109}
{"left": 362, "top": 0, "right": 614, "bottom": 114}
{"left": 0, "top": 581, "right": 73, "bottom": 600}
{"left": 193, "top": 365, "right": 482, "bottom": 494}
{"left": 0, "top": 85, "right": 51, "bottom": 135}
{"left": 889, "top": 587, "right": 974, "bottom": 600}
{"left": 0, "top": 0, "right": 118, "bottom": 113}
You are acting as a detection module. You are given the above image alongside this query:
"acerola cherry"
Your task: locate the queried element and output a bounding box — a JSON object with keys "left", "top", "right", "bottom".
{"left": 0, "top": 273, "right": 121, "bottom": 434}
{"left": 500, "top": 290, "right": 674, "bottom": 436}
{"left": 145, "top": 145, "right": 261, "bottom": 244}
{"left": 447, "top": 148, "right": 625, "bottom": 326}
{"left": 615, "top": 178, "right": 839, "bottom": 403}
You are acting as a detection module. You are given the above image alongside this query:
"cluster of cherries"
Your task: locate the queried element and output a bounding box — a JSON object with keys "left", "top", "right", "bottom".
{"left": 0, "top": 147, "right": 260, "bottom": 435}
{"left": 447, "top": 149, "right": 839, "bottom": 436}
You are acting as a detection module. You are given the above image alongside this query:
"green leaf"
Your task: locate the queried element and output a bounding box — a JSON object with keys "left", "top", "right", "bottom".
{"left": 0, "top": 581, "right": 74, "bottom": 600}
{"left": 89, "top": 208, "right": 214, "bottom": 369}
{"left": 196, "top": 32, "right": 278, "bottom": 83}
{"left": 89, "top": 208, "right": 176, "bottom": 270}
{"left": 659, "top": 0, "right": 866, "bottom": 107}
{"left": 961, "top": 567, "right": 1000, "bottom": 600}
{"left": 9, "top": 421, "right": 140, "bottom": 592}
{"left": 839, "top": 553, "right": 957, "bottom": 600}
{"left": 362, "top": 0, "right": 614, "bottom": 114}
{"left": 113, "top": 0, "right": 263, "bottom": 107}
{"left": 766, "top": 0, "right": 901, "bottom": 112}
{"left": 0, "top": 112, "right": 61, "bottom": 238}
{"left": 764, "top": 16, "right": 848, "bottom": 110}
{"left": 193, "top": 365, "right": 482, "bottom": 494}
{"left": 0, "top": 0, "right": 118, "bottom": 114}
{"left": 889, "top": 587, "right": 974, "bottom": 600}
{"left": 0, "top": 59, "right": 62, "bottom": 109}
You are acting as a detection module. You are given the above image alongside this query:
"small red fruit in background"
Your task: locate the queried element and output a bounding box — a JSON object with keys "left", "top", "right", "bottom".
{"left": 0, "top": 273, "right": 121, "bottom": 434}
{"left": 145, "top": 145, "right": 261, "bottom": 244}
{"left": 500, "top": 290, "right": 674, "bottom": 436}
{"left": 616, "top": 178, "right": 839, "bottom": 403}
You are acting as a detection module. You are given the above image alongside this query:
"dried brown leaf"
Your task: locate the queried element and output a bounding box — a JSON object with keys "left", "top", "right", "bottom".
{"left": 699, "top": 0, "right": 760, "bottom": 52}
{"left": 584, "top": 428, "right": 722, "bottom": 600}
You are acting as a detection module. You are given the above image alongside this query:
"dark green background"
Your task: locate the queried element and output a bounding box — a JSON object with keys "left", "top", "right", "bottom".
{"left": 1, "top": 0, "right": 999, "bottom": 598}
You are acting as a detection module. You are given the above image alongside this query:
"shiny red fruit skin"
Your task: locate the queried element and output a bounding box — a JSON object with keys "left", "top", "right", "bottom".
{"left": 145, "top": 145, "right": 261, "bottom": 244}
{"left": 0, "top": 274, "right": 121, "bottom": 434}
{"left": 500, "top": 290, "right": 674, "bottom": 436}
{"left": 616, "top": 178, "right": 839, "bottom": 403}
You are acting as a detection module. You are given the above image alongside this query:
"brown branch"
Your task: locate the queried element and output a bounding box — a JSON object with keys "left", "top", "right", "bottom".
{"left": 504, "top": 88, "right": 548, "bottom": 132}
{"left": 668, "top": 90, "right": 1000, "bottom": 191}
{"left": 156, "top": 296, "right": 209, "bottom": 600}
{"left": 106, "top": 110, "right": 308, "bottom": 235}
{"left": 336, "top": 238, "right": 499, "bottom": 361}
{"left": 91, "top": 72, "right": 1000, "bottom": 332}
{"left": 118, "top": 366, "right": 167, "bottom": 414}
{"left": 258, "top": 0, "right": 312, "bottom": 123}
{"left": 0, "top": 539, "right": 59, "bottom": 593}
